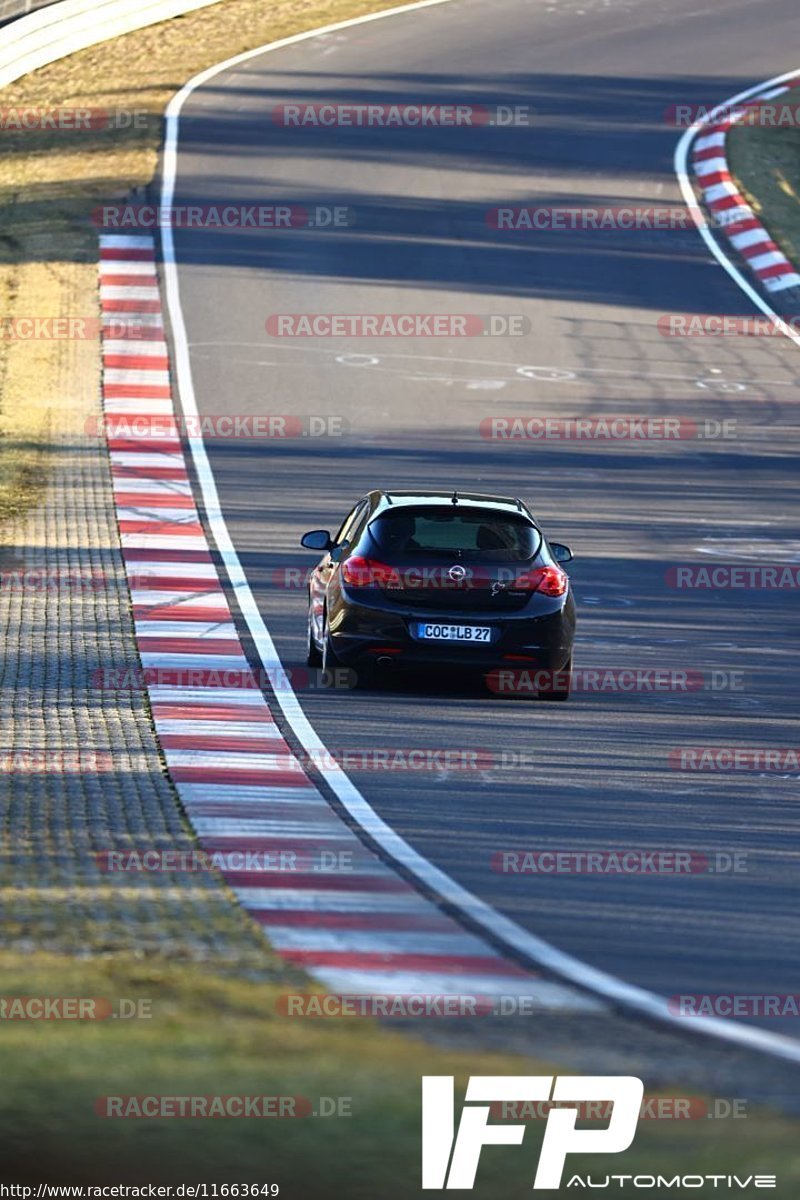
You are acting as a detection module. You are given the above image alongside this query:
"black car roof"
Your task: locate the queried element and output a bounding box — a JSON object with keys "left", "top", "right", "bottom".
{"left": 369, "top": 490, "right": 536, "bottom": 519}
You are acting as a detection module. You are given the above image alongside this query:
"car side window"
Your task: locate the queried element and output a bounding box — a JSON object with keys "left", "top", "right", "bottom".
{"left": 334, "top": 500, "right": 368, "bottom": 546}
{"left": 345, "top": 502, "right": 370, "bottom": 547}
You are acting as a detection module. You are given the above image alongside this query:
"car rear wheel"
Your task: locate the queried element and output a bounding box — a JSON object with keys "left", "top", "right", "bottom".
{"left": 306, "top": 607, "right": 322, "bottom": 667}
{"left": 322, "top": 636, "right": 338, "bottom": 676}
{"left": 321, "top": 614, "right": 340, "bottom": 677}
{"left": 538, "top": 656, "right": 572, "bottom": 702}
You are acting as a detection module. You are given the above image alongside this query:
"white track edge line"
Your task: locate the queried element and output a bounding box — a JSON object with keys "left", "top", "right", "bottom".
{"left": 159, "top": 2, "right": 800, "bottom": 1061}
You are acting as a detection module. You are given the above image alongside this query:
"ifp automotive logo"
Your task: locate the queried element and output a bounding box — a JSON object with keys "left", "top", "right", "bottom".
{"left": 422, "top": 1075, "right": 643, "bottom": 1190}
{"left": 421, "top": 1076, "right": 778, "bottom": 1190}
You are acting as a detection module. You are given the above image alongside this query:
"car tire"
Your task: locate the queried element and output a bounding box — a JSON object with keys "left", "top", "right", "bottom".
{"left": 321, "top": 618, "right": 340, "bottom": 677}
{"left": 538, "top": 656, "right": 572, "bottom": 702}
{"left": 306, "top": 608, "right": 323, "bottom": 668}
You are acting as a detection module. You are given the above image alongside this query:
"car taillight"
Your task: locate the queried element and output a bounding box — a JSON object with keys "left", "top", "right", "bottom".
{"left": 511, "top": 565, "right": 568, "bottom": 596}
{"left": 341, "top": 555, "right": 401, "bottom": 588}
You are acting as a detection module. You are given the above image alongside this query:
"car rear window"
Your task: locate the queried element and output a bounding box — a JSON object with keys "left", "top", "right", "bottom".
{"left": 366, "top": 507, "right": 541, "bottom": 562}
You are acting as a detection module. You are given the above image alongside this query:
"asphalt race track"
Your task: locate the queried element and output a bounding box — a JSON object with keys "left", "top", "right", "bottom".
{"left": 164, "top": 0, "right": 800, "bottom": 1037}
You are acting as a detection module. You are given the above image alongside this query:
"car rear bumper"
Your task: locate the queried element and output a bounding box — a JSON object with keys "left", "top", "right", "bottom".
{"left": 327, "top": 594, "right": 574, "bottom": 671}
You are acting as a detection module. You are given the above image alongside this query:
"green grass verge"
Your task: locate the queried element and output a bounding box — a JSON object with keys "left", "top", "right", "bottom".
{"left": 727, "top": 117, "right": 800, "bottom": 271}
{"left": 2, "top": 954, "right": 800, "bottom": 1195}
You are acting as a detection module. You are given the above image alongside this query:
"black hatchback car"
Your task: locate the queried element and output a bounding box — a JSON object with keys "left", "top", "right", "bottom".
{"left": 300, "top": 490, "right": 576, "bottom": 699}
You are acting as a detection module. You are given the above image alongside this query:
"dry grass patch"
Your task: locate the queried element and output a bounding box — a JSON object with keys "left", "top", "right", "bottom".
{"left": 0, "top": 0, "right": 416, "bottom": 527}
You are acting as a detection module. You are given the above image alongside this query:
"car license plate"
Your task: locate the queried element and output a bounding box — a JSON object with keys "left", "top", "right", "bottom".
{"left": 418, "top": 623, "right": 492, "bottom": 642}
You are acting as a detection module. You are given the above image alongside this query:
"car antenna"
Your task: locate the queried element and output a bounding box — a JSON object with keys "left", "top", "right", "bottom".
{"left": 515, "top": 497, "right": 523, "bottom": 511}
{"left": 451, "top": 490, "right": 458, "bottom": 505}
{"left": 385, "top": 492, "right": 393, "bottom": 505}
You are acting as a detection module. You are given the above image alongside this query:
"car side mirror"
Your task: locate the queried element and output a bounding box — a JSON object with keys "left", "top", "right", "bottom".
{"left": 300, "top": 529, "right": 333, "bottom": 551}
{"left": 550, "top": 542, "right": 573, "bottom": 563}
